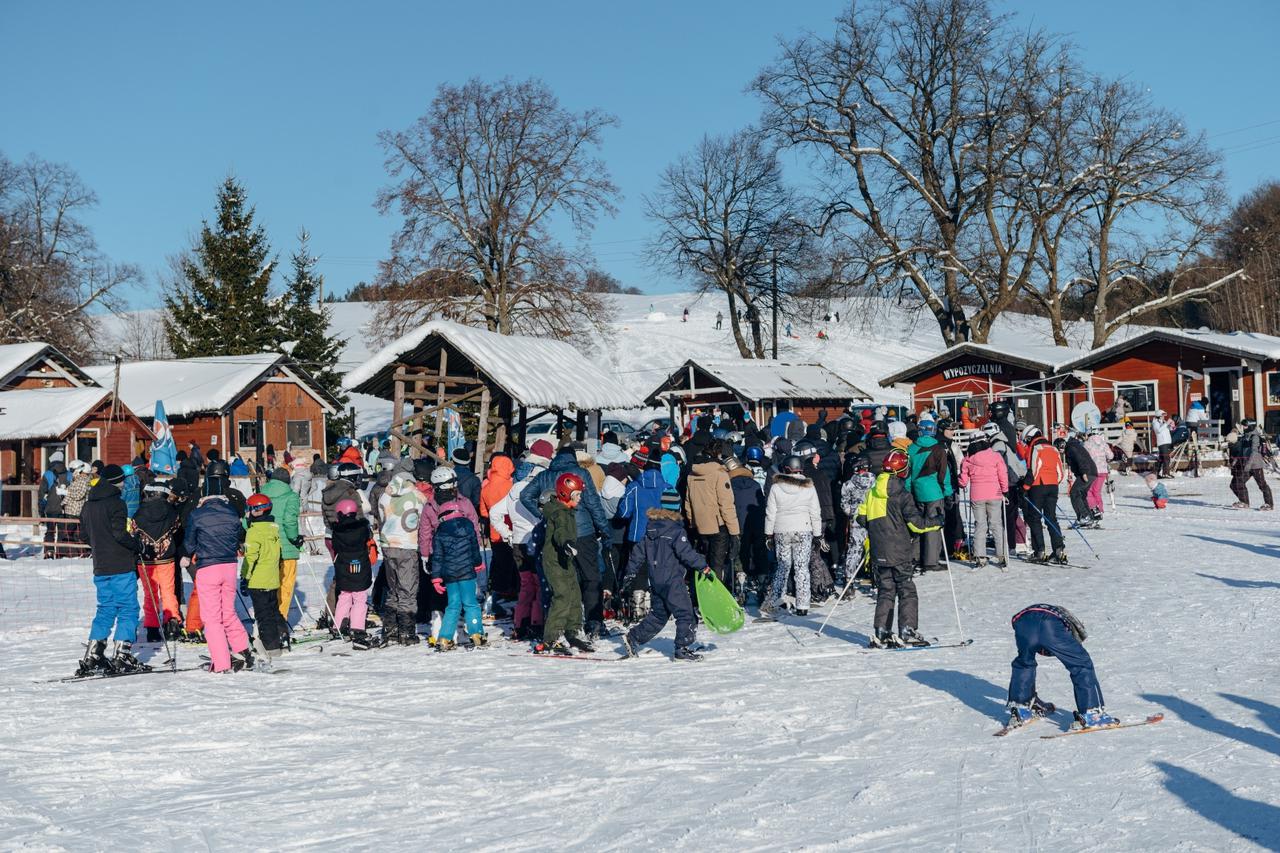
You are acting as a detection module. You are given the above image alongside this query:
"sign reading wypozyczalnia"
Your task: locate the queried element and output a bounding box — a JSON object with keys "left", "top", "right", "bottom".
{"left": 941, "top": 363, "right": 1006, "bottom": 380}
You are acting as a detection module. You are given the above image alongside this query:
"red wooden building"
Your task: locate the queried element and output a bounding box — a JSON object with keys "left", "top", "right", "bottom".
{"left": 87, "top": 354, "right": 341, "bottom": 467}
{"left": 0, "top": 342, "right": 97, "bottom": 391}
{"left": 879, "top": 342, "right": 1084, "bottom": 431}
{"left": 1057, "top": 329, "right": 1280, "bottom": 432}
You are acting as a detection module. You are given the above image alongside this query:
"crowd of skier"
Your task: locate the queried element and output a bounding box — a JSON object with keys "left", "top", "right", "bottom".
{"left": 43, "top": 394, "right": 1277, "bottom": 728}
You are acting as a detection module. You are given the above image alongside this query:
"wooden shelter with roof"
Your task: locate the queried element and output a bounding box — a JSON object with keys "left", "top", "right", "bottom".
{"left": 343, "top": 320, "right": 646, "bottom": 470}
{"left": 644, "top": 359, "right": 873, "bottom": 428}
{"left": 0, "top": 342, "right": 97, "bottom": 391}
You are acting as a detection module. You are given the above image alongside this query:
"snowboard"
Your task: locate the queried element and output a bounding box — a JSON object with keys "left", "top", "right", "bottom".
{"left": 695, "top": 572, "right": 745, "bottom": 634}
{"left": 1040, "top": 713, "right": 1165, "bottom": 739}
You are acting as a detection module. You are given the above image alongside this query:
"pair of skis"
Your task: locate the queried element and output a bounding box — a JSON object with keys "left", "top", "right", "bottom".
{"left": 994, "top": 712, "right": 1164, "bottom": 739}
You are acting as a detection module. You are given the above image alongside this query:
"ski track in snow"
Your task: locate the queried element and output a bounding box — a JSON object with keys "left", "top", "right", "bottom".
{"left": 3, "top": 474, "right": 1280, "bottom": 850}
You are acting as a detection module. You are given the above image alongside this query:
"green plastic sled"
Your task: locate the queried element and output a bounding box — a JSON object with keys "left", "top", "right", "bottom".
{"left": 695, "top": 572, "right": 745, "bottom": 634}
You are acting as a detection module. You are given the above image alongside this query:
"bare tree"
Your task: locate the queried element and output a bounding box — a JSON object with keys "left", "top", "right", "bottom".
{"left": 1025, "top": 78, "right": 1242, "bottom": 346}
{"left": 0, "top": 153, "right": 139, "bottom": 360}
{"left": 754, "top": 0, "right": 1066, "bottom": 345}
{"left": 645, "top": 130, "right": 807, "bottom": 358}
{"left": 582, "top": 268, "right": 642, "bottom": 295}
{"left": 111, "top": 310, "right": 174, "bottom": 360}
{"left": 376, "top": 77, "right": 618, "bottom": 340}
{"left": 1195, "top": 181, "right": 1280, "bottom": 334}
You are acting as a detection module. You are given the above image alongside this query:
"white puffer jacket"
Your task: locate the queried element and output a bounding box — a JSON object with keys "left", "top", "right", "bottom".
{"left": 764, "top": 474, "right": 823, "bottom": 536}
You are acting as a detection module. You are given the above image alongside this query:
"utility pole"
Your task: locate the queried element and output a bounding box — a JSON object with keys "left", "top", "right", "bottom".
{"left": 771, "top": 249, "right": 779, "bottom": 360}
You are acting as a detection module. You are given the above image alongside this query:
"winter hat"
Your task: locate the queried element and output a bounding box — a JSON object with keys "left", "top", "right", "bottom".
{"left": 271, "top": 467, "right": 290, "bottom": 484}
{"left": 143, "top": 480, "right": 172, "bottom": 497}
{"left": 49, "top": 450, "right": 65, "bottom": 463}
{"left": 773, "top": 438, "right": 792, "bottom": 458}
{"left": 101, "top": 464, "right": 125, "bottom": 484}
{"left": 630, "top": 445, "right": 651, "bottom": 468}
{"left": 68, "top": 459, "right": 89, "bottom": 473}
{"left": 870, "top": 420, "right": 889, "bottom": 437}
{"left": 888, "top": 421, "right": 908, "bottom": 441}
{"left": 1143, "top": 472, "right": 1158, "bottom": 487}
{"left": 660, "top": 486, "right": 681, "bottom": 511}
{"left": 412, "top": 457, "right": 436, "bottom": 482}
{"left": 606, "top": 462, "right": 628, "bottom": 482}
{"left": 527, "top": 439, "right": 555, "bottom": 467}
{"left": 452, "top": 447, "right": 472, "bottom": 465}
{"left": 602, "top": 430, "right": 619, "bottom": 446}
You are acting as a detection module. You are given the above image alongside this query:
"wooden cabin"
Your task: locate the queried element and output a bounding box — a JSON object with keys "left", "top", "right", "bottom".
{"left": 0, "top": 342, "right": 97, "bottom": 391}
{"left": 86, "top": 354, "right": 340, "bottom": 467}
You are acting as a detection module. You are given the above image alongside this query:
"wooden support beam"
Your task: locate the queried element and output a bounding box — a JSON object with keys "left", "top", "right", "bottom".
{"left": 475, "top": 385, "right": 491, "bottom": 474}
{"left": 390, "top": 376, "right": 405, "bottom": 456}
{"left": 518, "top": 405, "right": 527, "bottom": 450}
{"left": 434, "top": 349, "right": 448, "bottom": 438}
{"left": 393, "top": 370, "right": 483, "bottom": 386}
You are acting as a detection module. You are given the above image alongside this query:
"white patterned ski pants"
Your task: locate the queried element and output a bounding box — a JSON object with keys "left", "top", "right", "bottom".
{"left": 768, "top": 531, "right": 812, "bottom": 611}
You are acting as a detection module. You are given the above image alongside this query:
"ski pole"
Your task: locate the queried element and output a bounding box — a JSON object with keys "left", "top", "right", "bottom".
{"left": 817, "top": 542, "right": 867, "bottom": 637}
{"left": 138, "top": 560, "right": 177, "bottom": 671}
{"left": 939, "top": 537, "right": 966, "bottom": 641}
{"left": 1055, "top": 500, "right": 1101, "bottom": 561}
{"left": 300, "top": 553, "right": 342, "bottom": 635}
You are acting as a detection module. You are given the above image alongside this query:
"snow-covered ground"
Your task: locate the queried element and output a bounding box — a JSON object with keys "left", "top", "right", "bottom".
{"left": 3, "top": 473, "right": 1279, "bottom": 850}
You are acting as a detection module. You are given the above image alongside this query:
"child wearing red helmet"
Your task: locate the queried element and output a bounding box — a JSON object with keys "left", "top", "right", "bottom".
{"left": 535, "top": 472, "right": 594, "bottom": 655}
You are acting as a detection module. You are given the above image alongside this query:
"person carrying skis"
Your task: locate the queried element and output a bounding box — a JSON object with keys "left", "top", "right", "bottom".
{"left": 760, "top": 454, "right": 823, "bottom": 619}
{"left": 1019, "top": 425, "right": 1067, "bottom": 564}
{"left": 856, "top": 449, "right": 940, "bottom": 648}
{"left": 242, "top": 493, "right": 287, "bottom": 662}
{"left": 75, "top": 464, "right": 146, "bottom": 676}
{"left": 1006, "top": 603, "right": 1117, "bottom": 730}
{"left": 184, "top": 488, "right": 255, "bottom": 673}
{"left": 1226, "top": 418, "right": 1274, "bottom": 510}
{"left": 620, "top": 487, "right": 712, "bottom": 662}
{"left": 536, "top": 472, "right": 595, "bottom": 656}
{"left": 331, "top": 497, "right": 378, "bottom": 648}
{"left": 134, "top": 479, "right": 183, "bottom": 642}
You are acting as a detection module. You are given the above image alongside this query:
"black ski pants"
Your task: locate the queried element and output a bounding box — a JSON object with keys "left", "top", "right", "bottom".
{"left": 1069, "top": 474, "right": 1094, "bottom": 521}
{"left": 872, "top": 564, "right": 918, "bottom": 634}
{"left": 627, "top": 577, "right": 696, "bottom": 649}
{"left": 1004, "top": 488, "right": 1021, "bottom": 549}
{"left": 1230, "top": 464, "right": 1274, "bottom": 507}
{"left": 248, "top": 588, "right": 285, "bottom": 651}
{"left": 697, "top": 527, "right": 732, "bottom": 589}
{"left": 1023, "top": 485, "right": 1064, "bottom": 554}
{"left": 572, "top": 535, "right": 603, "bottom": 628}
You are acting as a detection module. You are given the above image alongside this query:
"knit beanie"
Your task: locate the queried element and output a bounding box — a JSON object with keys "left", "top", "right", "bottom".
{"left": 527, "top": 439, "right": 555, "bottom": 467}
{"left": 660, "top": 487, "right": 681, "bottom": 511}
{"left": 101, "top": 464, "right": 125, "bottom": 484}
{"left": 888, "top": 421, "right": 908, "bottom": 441}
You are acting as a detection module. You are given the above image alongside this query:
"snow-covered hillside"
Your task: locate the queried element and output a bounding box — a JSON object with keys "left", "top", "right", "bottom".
{"left": 3, "top": 473, "right": 1279, "bottom": 849}
{"left": 101, "top": 292, "right": 1136, "bottom": 437}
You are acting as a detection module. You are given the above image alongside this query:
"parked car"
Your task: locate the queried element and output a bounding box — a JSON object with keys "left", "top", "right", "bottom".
{"left": 634, "top": 417, "right": 674, "bottom": 444}
{"left": 599, "top": 419, "right": 636, "bottom": 441}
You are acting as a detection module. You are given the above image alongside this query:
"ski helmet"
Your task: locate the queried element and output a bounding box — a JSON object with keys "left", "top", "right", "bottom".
{"left": 989, "top": 399, "right": 1010, "bottom": 420}
{"left": 883, "top": 449, "right": 910, "bottom": 477}
{"left": 744, "top": 445, "right": 765, "bottom": 464}
{"left": 246, "top": 493, "right": 273, "bottom": 517}
{"left": 1021, "top": 424, "right": 1042, "bottom": 442}
{"left": 335, "top": 498, "right": 359, "bottom": 518}
{"left": 780, "top": 455, "right": 804, "bottom": 474}
{"left": 980, "top": 422, "right": 1002, "bottom": 440}
{"left": 555, "top": 472, "right": 585, "bottom": 504}
{"left": 917, "top": 419, "right": 937, "bottom": 437}
{"left": 336, "top": 437, "right": 352, "bottom": 449}
{"left": 430, "top": 465, "right": 458, "bottom": 488}
{"left": 327, "top": 463, "right": 341, "bottom": 481}
{"left": 121, "top": 464, "right": 135, "bottom": 477}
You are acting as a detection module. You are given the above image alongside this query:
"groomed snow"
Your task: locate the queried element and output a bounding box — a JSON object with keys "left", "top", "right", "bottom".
{"left": 3, "top": 473, "right": 1279, "bottom": 850}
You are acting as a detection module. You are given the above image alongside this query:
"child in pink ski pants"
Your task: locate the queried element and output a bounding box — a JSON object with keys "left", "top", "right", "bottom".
{"left": 334, "top": 589, "right": 368, "bottom": 631}
{"left": 195, "top": 561, "right": 250, "bottom": 672}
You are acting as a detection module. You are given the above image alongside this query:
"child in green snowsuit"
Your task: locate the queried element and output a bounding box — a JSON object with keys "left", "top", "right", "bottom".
{"left": 537, "top": 478, "right": 593, "bottom": 656}
{"left": 243, "top": 496, "right": 287, "bottom": 656}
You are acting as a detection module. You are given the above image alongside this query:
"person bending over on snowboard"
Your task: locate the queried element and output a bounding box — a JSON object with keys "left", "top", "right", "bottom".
{"left": 620, "top": 487, "right": 712, "bottom": 662}
{"left": 1007, "top": 603, "right": 1116, "bottom": 730}
{"left": 856, "top": 449, "right": 940, "bottom": 649}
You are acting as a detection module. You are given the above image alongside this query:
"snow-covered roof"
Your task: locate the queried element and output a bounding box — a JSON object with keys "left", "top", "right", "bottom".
{"left": 879, "top": 341, "right": 1086, "bottom": 387}
{"left": 344, "top": 320, "right": 646, "bottom": 410}
{"left": 0, "top": 387, "right": 112, "bottom": 440}
{"left": 0, "top": 342, "right": 97, "bottom": 389}
{"left": 86, "top": 354, "right": 340, "bottom": 419}
{"left": 648, "top": 359, "right": 873, "bottom": 404}
{"left": 1059, "top": 328, "right": 1280, "bottom": 371}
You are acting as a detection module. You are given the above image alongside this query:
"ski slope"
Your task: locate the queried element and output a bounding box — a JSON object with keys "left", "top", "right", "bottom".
{"left": 3, "top": 473, "right": 1279, "bottom": 850}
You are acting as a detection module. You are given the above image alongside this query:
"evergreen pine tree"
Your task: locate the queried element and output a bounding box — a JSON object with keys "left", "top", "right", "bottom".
{"left": 277, "top": 229, "right": 347, "bottom": 410}
{"left": 164, "top": 177, "right": 278, "bottom": 357}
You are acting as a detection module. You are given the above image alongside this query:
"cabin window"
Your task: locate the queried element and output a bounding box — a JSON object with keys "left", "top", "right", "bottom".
{"left": 1266, "top": 371, "right": 1280, "bottom": 407}
{"left": 286, "top": 420, "right": 311, "bottom": 448}
{"left": 74, "top": 430, "right": 99, "bottom": 464}
{"left": 1115, "top": 382, "right": 1157, "bottom": 414}
{"left": 237, "top": 420, "right": 259, "bottom": 448}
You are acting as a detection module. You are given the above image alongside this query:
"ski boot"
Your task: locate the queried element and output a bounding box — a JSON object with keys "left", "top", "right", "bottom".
{"left": 315, "top": 612, "right": 333, "bottom": 631}
{"left": 868, "top": 630, "right": 901, "bottom": 649}
{"left": 974, "top": 557, "right": 988, "bottom": 569}
{"left": 994, "top": 557, "right": 1009, "bottom": 570}
{"left": 351, "top": 630, "right": 373, "bottom": 650}
{"left": 231, "top": 647, "right": 256, "bottom": 672}
{"left": 1049, "top": 548, "right": 1070, "bottom": 566}
{"left": 75, "top": 639, "right": 114, "bottom": 677}
{"left": 673, "top": 646, "right": 703, "bottom": 662}
{"left": 566, "top": 633, "right": 595, "bottom": 654}
{"left": 468, "top": 632, "right": 488, "bottom": 648}
{"left": 1007, "top": 703, "right": 1037, "bottom": 727}
{"left": 111, "top": 642, "right": 150, "bottom": 674}
{"left": 163, "top": 617, "right": 183, "bottom": 641}
{"left": 1261, "top": 504, "right": 1274, "bottom": 511}
{"left": 180, "top": 628, "right": 205, "bottom": 644}
{"left": 793, "top": 608, "right": 809, "bottom": 617}
{"left": 619, "top": 633, "right": 638, "bottom": 659}
{"left": 435, "top": 639, "right": 456, "bottom": 652}
{"left": 534, "top": 639, "right": 572, "bottom": 656}
{"left": 1231, "top": 501, "right": 1250, "bottom": 509}
{"left": 399, "top": 613, "right": 421, "bottom": 646}
{"left": 1075, "top": 707, "right": 1119, "bottom": 729}
{"left": 1029, "top": 552, "right": 1049, "bottom": 564}
{"left": 380, "top": 614, "right": 400, "bottom": 645}
{"left": 734, "top": 572, "right": 748, "bottom": 606}
{"left": 1030, "top": 695, "right": 1056, "bottom": 717}
{"left": 899, "top": 627, "right": 930, "bottom": 647}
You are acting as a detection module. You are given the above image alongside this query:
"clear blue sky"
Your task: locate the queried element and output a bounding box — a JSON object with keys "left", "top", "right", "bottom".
{"left": 5, "top": 1, "right": 1278, "bottom": 305}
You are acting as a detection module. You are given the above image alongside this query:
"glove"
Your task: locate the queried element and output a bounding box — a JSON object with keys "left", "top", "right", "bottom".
{"left": 765, "top": 534, "right": 775, "bottom": 551}
{"left": 818, "top": 537, "right": 831, "bottom": 554}
{"left": 239, "top": 577, "right": 250, "bottom": 596}
{"left": 179, "top": 556, "right": 191, "bottom": 570}
{"left": 559, "top": 541, "right": 578, "bottom": 560}
{"left": 290, "top": 536, "right": 304, "bottom": 548}
{"left": 432, "top": 577, "right": 446, "bottom": 595}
